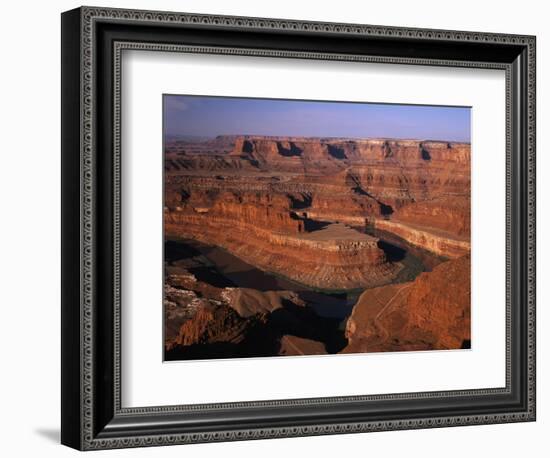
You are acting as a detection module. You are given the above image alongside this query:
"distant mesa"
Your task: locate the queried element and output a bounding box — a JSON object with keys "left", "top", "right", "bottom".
{"left": 164, "top": 133, "right": 471, "bottom": 359}
{"left": 165, "top": 135, "right": 470, "bottom": 261}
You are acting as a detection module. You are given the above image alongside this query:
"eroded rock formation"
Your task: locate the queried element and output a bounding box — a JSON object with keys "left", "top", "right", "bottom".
{"left": 374, "top": 219, "right": 470, "bottom": 258}
{"left": 164, "top": 135, "right": 471, "bottom": 358}
{"left": 164, "top": 249, "right": 346, "bottom": 360}
{"left": 165, "top": 136, "right": 470, "bottom": 262}
{"left": 165, "top": 191, "right": 401, "bottom": 289}
{"left": 342, "top": 254, "right": 471, "bottom": 353}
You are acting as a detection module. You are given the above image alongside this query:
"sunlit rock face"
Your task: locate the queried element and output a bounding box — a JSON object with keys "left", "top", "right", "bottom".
{"left": 342, "top": 254, "right": 471, "bottom": 353}
{"left": 165, "top": 135, "right": 470, "bottom": 270}
{"left": 163, "top": 263, "right": 346, "bottom": 360}
{"left": 164, "top": 135, "right": 471, "bottom": 357}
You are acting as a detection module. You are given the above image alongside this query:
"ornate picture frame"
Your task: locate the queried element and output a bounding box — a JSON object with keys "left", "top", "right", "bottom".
{"left": 61, "top": 6, "right": 536, "bottom": 450}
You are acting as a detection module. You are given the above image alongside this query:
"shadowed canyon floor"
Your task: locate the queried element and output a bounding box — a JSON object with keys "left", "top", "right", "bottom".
{"left": 164, "top": 135, "right": 471, "bottom": 359}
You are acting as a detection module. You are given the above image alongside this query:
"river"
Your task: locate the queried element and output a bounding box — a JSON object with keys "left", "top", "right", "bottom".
{"left": 165, "top": 229, "right": 444, "bottom": 321}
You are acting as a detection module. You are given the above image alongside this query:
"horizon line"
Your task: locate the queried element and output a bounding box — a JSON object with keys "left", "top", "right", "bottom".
{"left": 165, "top": 133, "right": 472, "bottom": 144}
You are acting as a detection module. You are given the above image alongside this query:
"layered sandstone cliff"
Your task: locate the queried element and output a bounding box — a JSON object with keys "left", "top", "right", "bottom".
{"left": 342, "top": 254, "right": 471, "bottom": 353}
{"left": 165, "top": 197, "right": 400, "bottom": 289}
{"left": 164, "top": 257, "right": 344, "bottom": 359}
{"left": 374, "top": 220, "right": 470, "bottom": 258}
{"left": 164, "top": 134, "right": 471, "bottom": 358}
{"left": 165, "top": 135, "right": 471, "bottom": 260}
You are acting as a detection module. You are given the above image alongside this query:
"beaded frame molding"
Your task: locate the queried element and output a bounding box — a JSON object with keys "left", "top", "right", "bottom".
{"left": 61, "top": 6, "right": 536, "bottom": 451}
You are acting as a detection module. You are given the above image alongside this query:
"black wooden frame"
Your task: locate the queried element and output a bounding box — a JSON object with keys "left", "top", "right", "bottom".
{"left": 61, "top": 6, "right": 536, "bottom": 450}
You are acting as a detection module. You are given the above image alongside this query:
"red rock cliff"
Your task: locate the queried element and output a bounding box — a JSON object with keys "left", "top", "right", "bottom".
{"left": 343, "top": 254, "right": 471, "bottom": 353}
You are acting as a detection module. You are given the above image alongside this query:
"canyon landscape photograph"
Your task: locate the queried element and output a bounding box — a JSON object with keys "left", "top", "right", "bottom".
{"left": 163, "top": 95, "right": 471, "bottom": 361}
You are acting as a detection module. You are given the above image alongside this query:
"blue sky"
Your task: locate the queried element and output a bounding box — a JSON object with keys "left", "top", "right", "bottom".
{"left": 164, "top": 95, "right": 471, "bottom": 142}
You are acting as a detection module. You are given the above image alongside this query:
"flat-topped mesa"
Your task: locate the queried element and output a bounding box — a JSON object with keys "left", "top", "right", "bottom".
{"left": 339, "top": 138, "right": 470, "bottom": 164}
{"left": 166, "top": 135, "right": 470, "bottom": 173}
{"left": 165, "top": 134, "right": 471, "bottom": 260}
{"left": 231, "top": 136, "right": 337, "bottom": 173}
{"left": 272, "top": 223, "right": 380, "bottom": 252}
{"left": 165, "top": 136, "right": 470, "bottom": 207}
{"left": 165, "top": 193, "right": 401, "bottom": 289}
{"left": 229, "top": 135, "right": 470, "bottom": 168}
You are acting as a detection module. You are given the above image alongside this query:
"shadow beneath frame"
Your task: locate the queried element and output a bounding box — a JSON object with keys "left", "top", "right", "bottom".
{"left": 35, "top": 428, "right": 60, "bottom": 443}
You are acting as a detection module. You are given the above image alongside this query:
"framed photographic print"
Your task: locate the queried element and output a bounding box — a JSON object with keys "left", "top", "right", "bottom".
{"left": 61, "top": 6, "right": 536, "bottom": 450}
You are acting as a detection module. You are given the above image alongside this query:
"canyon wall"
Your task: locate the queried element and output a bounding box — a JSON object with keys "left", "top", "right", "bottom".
{"left": 165, "top": 136, "right": 471, "bottom": 263}
{"left": 165, "top": 255, "right": 342, "bottom": 359}
{"left": 165, "top": 201, "right": 400, "bottom": 290}
{"left": 164, "top": 135, "right": 471, "bottom": 357}
{"left": 342, "top": 254, "right": 471, "bottom": 353}
{"left": 165, "top": 135, "right": 471, "bottom": 278}
{"left": 374, "top": 220, "right": 470, "bottom": 258}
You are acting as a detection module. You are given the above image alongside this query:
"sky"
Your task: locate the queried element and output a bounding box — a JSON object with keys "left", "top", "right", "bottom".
{"left": 163, "top": 95, "right": 471, "bottom": 142}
